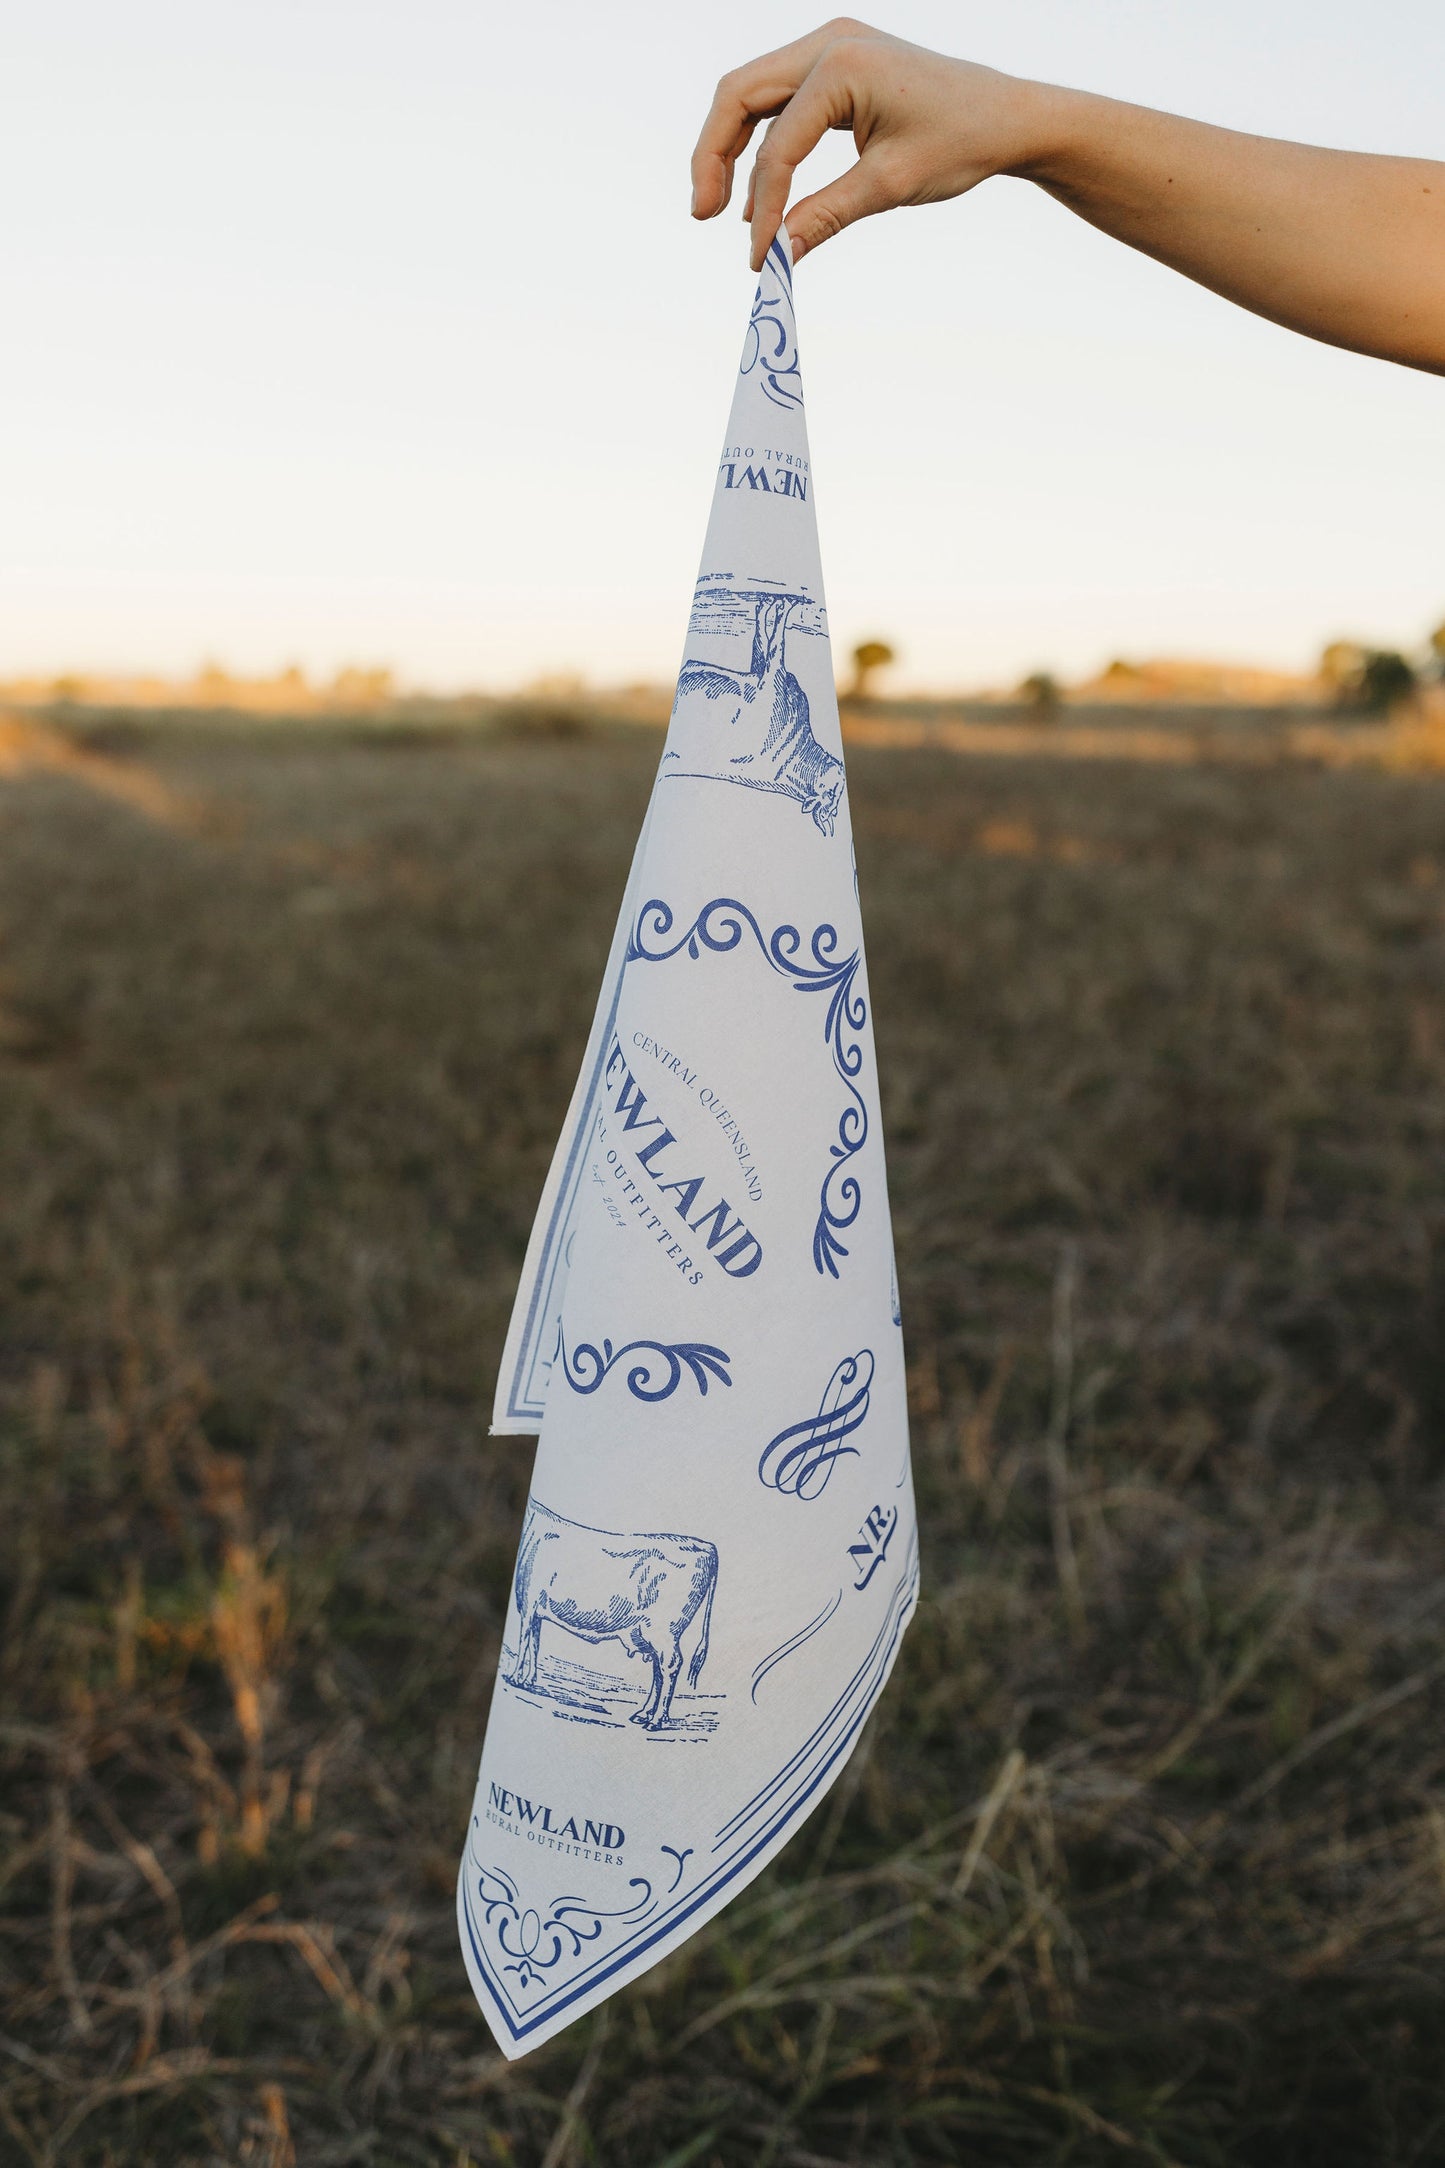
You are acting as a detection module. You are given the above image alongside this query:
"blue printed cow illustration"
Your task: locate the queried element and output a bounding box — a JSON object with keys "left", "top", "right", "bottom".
{"left": 509, "top": 1499, "right": 718, "bottom": 1732}
{"left": 663, "top": 592, "right": 845, "bottom": 835}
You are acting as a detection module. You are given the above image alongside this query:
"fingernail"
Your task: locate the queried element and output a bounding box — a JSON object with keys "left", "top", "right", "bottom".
{"left": 789, "top": 232, "right": 807, "bottom": 264}
{"left": 690, "top": 187, "right": 698, "bottom": 215}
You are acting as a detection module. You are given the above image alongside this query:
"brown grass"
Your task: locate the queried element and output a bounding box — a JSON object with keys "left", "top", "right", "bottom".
{"left": 1, "top": 715, "right": 1443, "bottom": 2164}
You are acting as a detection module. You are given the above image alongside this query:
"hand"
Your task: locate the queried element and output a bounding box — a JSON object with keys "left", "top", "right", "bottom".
{"left": 691, "top": 18, "right": 1445, "bottom": 373}
{"left": 691, "top": 18, "right": 1051, "bottom": 270}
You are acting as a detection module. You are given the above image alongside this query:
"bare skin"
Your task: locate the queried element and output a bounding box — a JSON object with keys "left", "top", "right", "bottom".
{"left": 691, "top": 19, "right": 1445, "bottom": 376}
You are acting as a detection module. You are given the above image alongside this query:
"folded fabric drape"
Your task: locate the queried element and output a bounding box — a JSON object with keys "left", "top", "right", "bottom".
{"left": 457, "top": 238, "right": 918, "bottom": 2058}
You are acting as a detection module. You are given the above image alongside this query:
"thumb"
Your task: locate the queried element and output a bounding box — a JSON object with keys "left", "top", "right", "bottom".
{"left": 783, "top": 157, "right": 900, "bottom": 262}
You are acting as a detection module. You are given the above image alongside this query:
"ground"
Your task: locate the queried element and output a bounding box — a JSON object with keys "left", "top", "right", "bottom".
{"left": 1, "top": 713, "right": 1443, "bottom": 2166}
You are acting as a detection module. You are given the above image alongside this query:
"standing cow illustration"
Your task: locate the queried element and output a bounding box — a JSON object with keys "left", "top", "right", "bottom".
{"left": 663, "top": 591, "right": 845, "bottom": 836}
{"left": 508, "top": 1499, "right": 718, "bottom": 1732}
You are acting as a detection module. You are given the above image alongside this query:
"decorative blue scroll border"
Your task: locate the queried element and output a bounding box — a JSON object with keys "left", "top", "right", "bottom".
{"left": 458, "top": 1534, "right": 918, "bottom": 2044}
{"left": 626, "top": 897, "right": 868, "bottom": 1278}
{"left": 556, "top": 1325, "right": 732, "bottom": 1402}
{"left": 470, "top": 1866, "right": 656, "bottom": 1989}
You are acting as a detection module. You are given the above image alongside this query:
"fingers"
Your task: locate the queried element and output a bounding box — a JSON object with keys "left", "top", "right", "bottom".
{"left": 691, "top": 19, "right": 874, "bottom": 218}
{"left": 745, "top": 70, "right": 855, "bottom": 269}
{"left": 783, "top": 159, "right": 900, "bottom": 262}
{"left": 691, "top": 87, "right": 769, "bottom": 221}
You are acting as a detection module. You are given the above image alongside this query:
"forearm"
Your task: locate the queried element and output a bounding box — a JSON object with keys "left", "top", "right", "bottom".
{"left": 695, "top": 22, "right": 1445, "bottom": 375}
{"left": 1016, "top": 87, "right": 1445, "bottom": 374}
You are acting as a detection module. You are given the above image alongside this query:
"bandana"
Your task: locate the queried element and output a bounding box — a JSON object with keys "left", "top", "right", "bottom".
{"left": 458, "top": 238, "right": 917, "bottom": 2057}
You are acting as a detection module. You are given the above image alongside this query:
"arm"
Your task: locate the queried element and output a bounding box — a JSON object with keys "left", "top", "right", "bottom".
{"left": 691, "top": 19, "right": 1445, "bottom": 376}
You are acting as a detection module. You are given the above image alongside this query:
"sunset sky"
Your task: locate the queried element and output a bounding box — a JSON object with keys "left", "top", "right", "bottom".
{"left": 4, "top": 0, "right": 1443, "bottom": 692}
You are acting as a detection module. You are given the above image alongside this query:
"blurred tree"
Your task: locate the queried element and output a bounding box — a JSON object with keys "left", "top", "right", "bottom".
{"left": 1019, "top": 670, "right": 1061, "bottom": 715}
{"left": 1321, "top": 640, "right": 1417, "bottom": 712}
{"left": 1358, "top": 650, "right": 1417, "bottom": 713}
{"left": 848, "top": 639, "right": 895, "bottom": 700}
{"left": 1429, "top": 619, "right": 1445, "bottom": 675}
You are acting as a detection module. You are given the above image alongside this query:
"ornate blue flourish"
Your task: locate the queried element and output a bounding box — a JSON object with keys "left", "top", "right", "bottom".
{"left": 555, "top": 1324, "right": 732, "bottom": 1402}
{"left": 626, "top": 897, "right": 868, "bottom": 1277}
{"left": 758, "top": 1351, "right": 876, "bottom": 1500}
{"left": 471, "top": 1861, "right": 656, "bottom": 1991}
{"left": 741, "top": 252, "right": 803, "bottom": 410}
{"left": 660, "top": 1843, "right": 694, "bottom": 1892}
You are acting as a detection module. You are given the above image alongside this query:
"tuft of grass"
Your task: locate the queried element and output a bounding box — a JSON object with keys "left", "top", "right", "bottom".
{"left": 0, "top": 717, "right": 1443, "bottom": 2164}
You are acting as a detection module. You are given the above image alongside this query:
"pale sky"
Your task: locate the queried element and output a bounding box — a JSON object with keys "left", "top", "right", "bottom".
{"left": 3, "top": 0, "right": 1442, "bottom": 692}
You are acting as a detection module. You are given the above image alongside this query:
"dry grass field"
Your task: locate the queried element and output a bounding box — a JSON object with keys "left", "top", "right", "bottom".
{"left": 1, "top": 712, "right": 1443, "bottom": 2166}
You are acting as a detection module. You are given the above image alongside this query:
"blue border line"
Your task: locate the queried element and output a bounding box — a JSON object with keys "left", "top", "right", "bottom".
{"left": 504, "top": 240, "right": 796, "bottom": 1422}
{"left": 502, "top": 963, "right": 630, "bottom": 1422}
{"left": 461, "top": 1552, "right": 915, "bottom": 2041}
{"left": 460, "top": 1541, "right": 917, "bottom": 2043}
{"left": 714, "top": 1555, "right": 904, "bottom": 1849}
